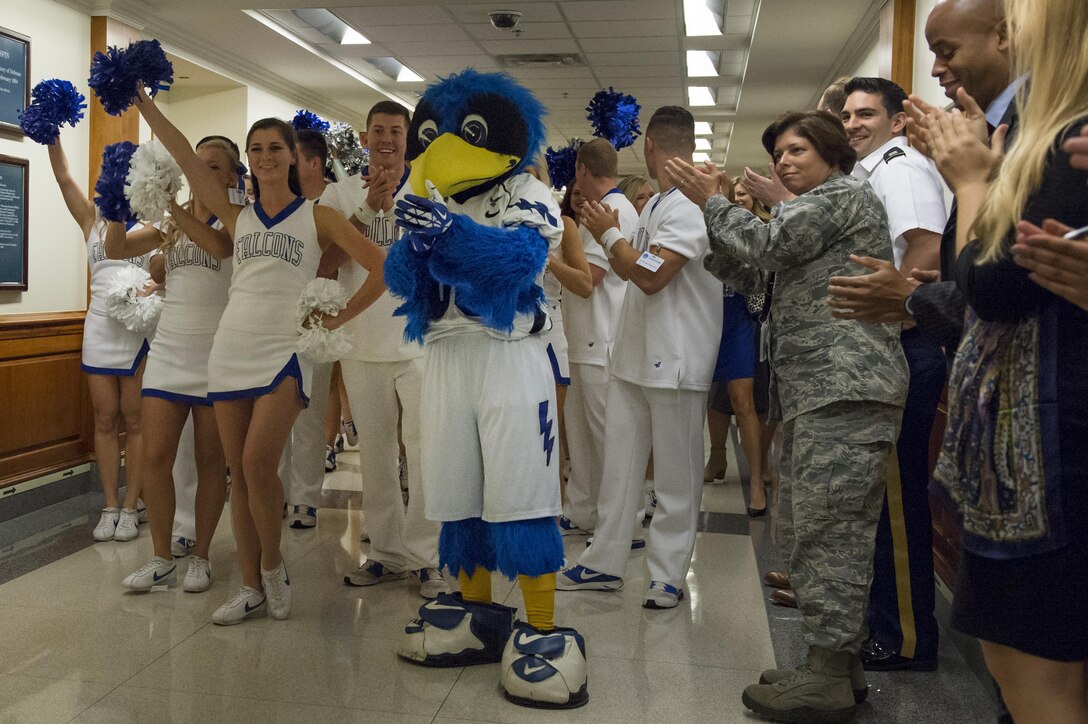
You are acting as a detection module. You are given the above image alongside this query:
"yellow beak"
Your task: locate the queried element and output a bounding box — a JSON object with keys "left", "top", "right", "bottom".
{"left": 408, "top": 133, "right": 520, "bottom": 197}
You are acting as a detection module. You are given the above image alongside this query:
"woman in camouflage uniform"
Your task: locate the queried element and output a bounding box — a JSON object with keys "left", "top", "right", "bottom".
{"left": 668, "top": 111, "right": 908, "bottom": 724}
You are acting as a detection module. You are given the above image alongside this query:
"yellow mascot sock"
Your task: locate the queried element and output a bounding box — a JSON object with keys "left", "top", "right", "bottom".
{"left": 518, "top": 573, "right": 557, "bottom": 631}
{"left": 459, "top": 567, "right": 493, "bottom": 604}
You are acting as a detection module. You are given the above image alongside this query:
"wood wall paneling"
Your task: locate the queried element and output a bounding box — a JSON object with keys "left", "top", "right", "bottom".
{"left": 88, "top": 16, "right": 142, "bottom": 193}
{"left": 0, "top": 312, "right": 93, "bottom": 485}
{"left": 879, "top": 0, "right": 916, "bottom": 94}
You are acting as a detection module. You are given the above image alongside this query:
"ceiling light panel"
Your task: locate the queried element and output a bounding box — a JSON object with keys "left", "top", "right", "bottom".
{"left": 291, "top": 8, "right": 369, "bottom": 45}
{"left": 684, "top": 0, "right": 726, "bottom": 37}
{"left": 695, "top": 138, "right": 712, "bottom": 151}
{"left": 688, "top": 86, "right": 717, "bottom": 106}
{"left": 686, "top": 50, "right": 720, "bottom": 77}
{"left": 695, "top": 122, "right": 714, "bottom": 135}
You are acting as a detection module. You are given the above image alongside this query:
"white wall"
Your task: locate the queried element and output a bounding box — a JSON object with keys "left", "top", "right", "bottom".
{"left": 0, "top": 0, "right": 91, "bottom": 314}
{"left": 163, "top": 86, "right": 248, "bottom": 153}
{"left": 851, "top": 41, "right": 882, "bottom": 79}
{"left": 247, "top": 86, "right": 302, "bottom": 129}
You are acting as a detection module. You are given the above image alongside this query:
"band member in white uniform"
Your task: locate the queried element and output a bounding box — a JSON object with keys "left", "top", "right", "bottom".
{"left": 107, "top": 137, "right": 242, "bottom": 594}
{"left": 134, "top": 88, "right": 388, "bottom": 625}
{"left": 558, "top": 140, "right": 639, "bottom": 533}
{"left": 46, "top": 137, "right": 151, "bottom": 543}
{"left": 337, "top": 102, "right": 448, "bottom": 598}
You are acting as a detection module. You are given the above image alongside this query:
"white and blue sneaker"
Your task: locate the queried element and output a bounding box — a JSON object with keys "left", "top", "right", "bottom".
{"left": 212, "top": 586, "right": 266, "bottom": 625}
{"left": 645, "top": 489, "right": 658, "bottom": 518}
{"left": 558, "top": 516, "right": 589, "bottom": 536}
{"left": 344, "top": 559, "right": 407, "bottom": 587}
{"left": 122, "top": 557, "right": 177, "bottom": 591}
{"left": 325, "top": 445, "right": 337, "bottom": 472}
{"left": 416, "top": 568, "right": 451, "bottom": 599}
{"left": 556, "top": 564, "right": 623, "bottom": 591}
{"left": 261, "top": 560, "right": 292, "bottom": 620}
{"left": 583, "top": 537, "right": 646, "bottom": 551}
{"left": 136, "top": 498, "right": 147, "bottom": 524}
{"left": 399, "top": 592, "right": 515, "bottom": 667}
{"left": 643, "top": 581, "right": 685, "bottom": 609}
{"left": 287, "top": 504, "right": 317, "bottom": 529}
{"left": 501, "top": 622, "right": 589, "bottom": 709}
{"left": 171, "top": 536, "right": 196, "bottom": 558}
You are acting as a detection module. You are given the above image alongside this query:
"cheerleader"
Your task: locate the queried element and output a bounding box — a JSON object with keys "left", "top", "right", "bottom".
{"left": 106, "top": 137, "right": 241, "bottom": 594}
{"left": 133, "top": 89, "right": 388, "bottom": 625}
{"left": 46, "top": 137, "right": 150, "bottom": 543}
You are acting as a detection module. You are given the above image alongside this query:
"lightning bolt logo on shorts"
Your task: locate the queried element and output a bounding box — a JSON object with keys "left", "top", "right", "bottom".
{"left": 538, "top": 401, "right": 555, "bottom": 466}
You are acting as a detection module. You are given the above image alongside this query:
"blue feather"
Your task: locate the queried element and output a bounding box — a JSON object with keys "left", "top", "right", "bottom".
{"left": 94, "top": 142, "right": 138, "bottom": 223}
{"left": 544, "top": 140, "right": 582, "bottom": 190}
{"left": 419, "top": 69, "right": 547, "bottom": 175}
{"left": 18, "top": 79, "right": 87, "bottom": 144}
{"left": 586, "top": 87, "right": 642, "bottom": 150}
{"left": 428, "top": 215, "right": 548, "bottom": 333}
{"left": 292, "top": 109, "right": 329, "bottom": 132}
{"left": 438, "top": 518, "right": 563, "bottom": 579}
{"left": 384, "top": 237, "right": 434, "bottom": 344}
{"left": 438, "top": 519, "right": 495, "bottom": 577}
{"left": 88, "top": 39, "right": 173, "bottom": 116}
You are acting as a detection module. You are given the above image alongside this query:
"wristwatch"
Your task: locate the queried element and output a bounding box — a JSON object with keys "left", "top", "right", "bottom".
{"left": 903, "top": 290, "right": 917, "bottom": 318}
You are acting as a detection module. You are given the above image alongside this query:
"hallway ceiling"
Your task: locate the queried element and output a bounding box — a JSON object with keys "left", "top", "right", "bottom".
{"left": 63, "top": 0, "right": 881, "bottom": 177}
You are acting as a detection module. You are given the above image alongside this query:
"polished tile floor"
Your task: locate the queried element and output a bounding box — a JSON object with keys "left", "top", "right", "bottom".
{"left": 0, "top": 445, "right": 997, "bottom": 723}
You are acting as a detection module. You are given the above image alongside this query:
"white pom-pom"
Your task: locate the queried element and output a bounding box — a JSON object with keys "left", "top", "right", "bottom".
{"left": 296, "top": 278, "right": 352, "bottom": 363}
{"left": 125, "top": 139, "right": 183, "bottom": 222}
{"left": 105, "top": 266, "right": 162, "bottom": 333}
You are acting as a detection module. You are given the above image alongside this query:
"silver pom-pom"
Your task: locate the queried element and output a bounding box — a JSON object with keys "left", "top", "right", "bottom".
{"left": 105, "top": 265, "right": 163, "bottom": 333}
{"left": 324, "top": 122, "right": 367, "bottom": 177}
{"left": 125, "top": 139, "right": 182, "bottom": 222}
{"left": 296, "top": 278, "right": 352, "bottom": 363}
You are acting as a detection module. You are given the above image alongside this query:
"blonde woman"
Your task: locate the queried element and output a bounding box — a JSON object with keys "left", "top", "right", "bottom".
{"left": 918, "top": 0, "right": 1088, "bottom": 720}
{"left": 105, "top": 137, "right": 240, "bottom": 594}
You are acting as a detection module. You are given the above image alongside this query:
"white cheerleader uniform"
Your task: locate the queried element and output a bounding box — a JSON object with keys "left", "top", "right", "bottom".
{"left": 81, "top": 223, "right": 154, "bottom": 375}
{"left": 538, "top": 269, "right": 570, "bottom": 385}
{"left": 207, "top": 198, "right": 323, "bottom": 405}
{"left": 142, "top": 217, "right": 232, "bottom": 406}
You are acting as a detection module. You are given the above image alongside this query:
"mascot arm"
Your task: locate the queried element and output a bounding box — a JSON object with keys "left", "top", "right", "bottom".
{"left": 383, "top": 236, "right": 436, "bottom": 343}
{"left": 429, "top": 214, "right": 549, "bottom": 330}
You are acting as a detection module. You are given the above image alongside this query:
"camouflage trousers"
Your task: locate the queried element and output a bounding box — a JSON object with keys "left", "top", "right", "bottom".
{"left": 779, "top": 400, "right": 901, "bottom": 653}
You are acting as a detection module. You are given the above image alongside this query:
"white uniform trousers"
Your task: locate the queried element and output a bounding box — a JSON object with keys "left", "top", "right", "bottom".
{"left": 342, "top": 357, "right": 438, "bottom": 571}
{"left": 562, "top": 362, "right": 610, "bottom": 530}
{"left": 279, "top": 361, "right": 333, "bottom": 509}
{"left": 171, "top": 415, "right": 197, "bottom": 541}
{"left": 577, "top": 377, "right": 707, "bottom": 589}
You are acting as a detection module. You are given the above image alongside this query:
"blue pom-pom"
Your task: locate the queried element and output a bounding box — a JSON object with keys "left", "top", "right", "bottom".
{"left": 586, "top": 87, "right": 642, "bottom": 150}
{"left": 292, "top": 109, "right": 329, "bottom": 132}
{"left": 89, "top": 46, "right": 137, "bottom": 116}
{"left": 125, "top": 39, "right": 173, "bottom": 97}
{"left": 18, "top": 79, "right": 87, "bottom": 144}
{"left": 89, "top": 40, "right": 173, "bottom": 116}
{"left": 94, "top": 142, "right": 138, "bottom": 223}
{"left": 544, "top": 140, "right": 582, "bottom": 190}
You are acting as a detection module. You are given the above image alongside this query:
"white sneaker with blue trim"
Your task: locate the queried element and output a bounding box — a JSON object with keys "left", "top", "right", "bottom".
{"left": 500, "top": 622, "right": 589, "bottom": 709}
{"left": 287, "top": 504, "right": 317, "bottom": 529}
{"left": 122, "top": 556, "right": 177, "bottom": 591}
{"left": 556, "top": 564, "right": 623, "bottom": 591}
{"left": 643, "top": 580, "right": 685, "bottom": 609}
{"left": 261, "top": 561, "right": 292, "bottom": 619}
{"left": 171, "top": 536, "right": 196, "bottom": 558}
{"left": 212, "top": 586, "right": 266, "bottom": 625}
{"left": 344, "top": 560, "right": 407, "bottom": 587}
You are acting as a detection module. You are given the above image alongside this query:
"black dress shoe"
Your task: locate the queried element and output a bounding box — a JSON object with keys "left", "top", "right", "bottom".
{"left": 860, "top": 638, "right": 937, "bottom": 672}
{"left": 747, "top": 505, "right": 767, "bottom": 517}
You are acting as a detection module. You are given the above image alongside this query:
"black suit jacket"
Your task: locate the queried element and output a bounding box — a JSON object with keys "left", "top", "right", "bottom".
{"left": 908, "top": 105, "right": 1020, "bottom": 365}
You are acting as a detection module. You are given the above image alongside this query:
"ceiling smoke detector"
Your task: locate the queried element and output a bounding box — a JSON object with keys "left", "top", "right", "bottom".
{"left": 498, "top": 53, "right": 584, "bottom": 68}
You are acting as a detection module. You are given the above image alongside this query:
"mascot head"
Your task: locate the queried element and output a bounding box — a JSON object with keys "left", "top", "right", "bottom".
{"left": 405, "top": 69, "right": 546, "bottom": 200}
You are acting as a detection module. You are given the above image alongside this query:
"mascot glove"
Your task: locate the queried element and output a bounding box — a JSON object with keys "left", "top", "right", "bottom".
{"left": 396, "top": 181, "right": 453, "bottom": 241}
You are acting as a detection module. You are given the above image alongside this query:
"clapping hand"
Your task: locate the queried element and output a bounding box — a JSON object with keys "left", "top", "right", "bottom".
{"left": 664, "top": 157, "right": 723, "bottom": 211}
{"left": 580, "top": 200, "right": 620, "bottom": 243}
{"left": 362, "top": 165, "right": 395, "bottom": 213}
{"left": 743, "top": 164, "right": 793, "bottom": 207}
{"left": 1012, "top": 219, "right": 1088, "bottom": 311}
{"left": 395, "top": 181, "right": 452, "bottom": 252}
{"left": 926, "top": 105, "right": 1006, "bottom": 193}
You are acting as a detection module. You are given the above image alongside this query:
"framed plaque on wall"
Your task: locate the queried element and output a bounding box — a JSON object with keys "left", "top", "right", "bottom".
{"left": 0, "top": 26, "right": 30, "bottom": 136}
{"left": 0, "top": 154, "right": 29, "bottom": 290}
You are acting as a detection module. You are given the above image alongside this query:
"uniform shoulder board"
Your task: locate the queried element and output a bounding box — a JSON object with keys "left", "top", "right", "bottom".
{"left": 882, "top": 147, "right": 907, "bottom": 164}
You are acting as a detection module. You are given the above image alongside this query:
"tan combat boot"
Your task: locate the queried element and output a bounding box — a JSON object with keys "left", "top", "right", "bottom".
{"left": 742, "top": 646, "right": 857, "bottom": 723}
{"left": 758, "top": 652, "right": 868, "bottom": 704}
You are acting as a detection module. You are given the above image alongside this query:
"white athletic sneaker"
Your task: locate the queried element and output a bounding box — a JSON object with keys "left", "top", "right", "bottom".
{"left": 113, "top": 508, "right": 140, "bottom": 542}
{"left": 344, "top": 560, "right": 407, "bottom": 587}
{"left": 122, "top": 556, "right": 177, "bottom": 590}
{"left": 171, "top": 536, "right": 196, "bottom": 558}
{"left": 212, "top": 586, "right": 266, "bottom": 625}
{"left": 183, "top": 556, "right": 212, "bottom": 592}
{"left": 500, "top": 622, "right": 589, "bottom": 709}
{"left": 325, "top": 446, "right": 337, "bottom": 472}
{"left": 287, "top": 504, "right": 317, "bottom": 529}
{"left": 341, "top": 418, "right": 359, "bottom": 447}
{"left": 136, "top": 499, "right": 147, "bottom": 523}
{"left": 93, "top": 508, "right": 119, "bottom": 541}
{"left": 643, "top": 580, "right": 685, "bottom": 609}
{"left": 261, "top": 560, "right": 292, "bottom": 620}
{"left": 416, "top": 568, "right": 451, "bottom": 599}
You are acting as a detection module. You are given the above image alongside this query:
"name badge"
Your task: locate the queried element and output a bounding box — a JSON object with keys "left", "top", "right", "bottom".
{"left": 228, "top": 187, "right": 247, "bottom": 206}
{"left": 635, "top": 251, "right": 665, "bottom": 272}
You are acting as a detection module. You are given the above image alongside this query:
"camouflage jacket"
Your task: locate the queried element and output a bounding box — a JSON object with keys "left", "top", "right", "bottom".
{"left": 703, "top": 172, "right": 907, "bottom": 421}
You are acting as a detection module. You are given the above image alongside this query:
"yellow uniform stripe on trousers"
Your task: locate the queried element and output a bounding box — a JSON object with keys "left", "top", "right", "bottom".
{"left": 885, "top": 448, "right": 917, "bottom": 659}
